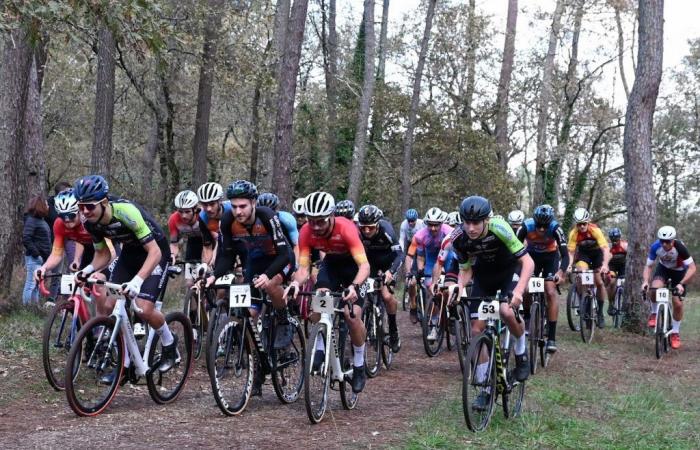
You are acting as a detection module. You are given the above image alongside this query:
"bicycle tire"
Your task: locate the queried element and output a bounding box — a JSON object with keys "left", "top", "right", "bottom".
{"left": 502, "top": 335, "right": 525, "bottom": 419}
{"left": 445, "top": 308, "right": 457, "bottom": 351}
{"left": 454, "top": 304, "right": 470, "bottom": 374}
{"left": 613, "top": 288, "right": 623, "bottom": 329}
{"left": 655, "top": 307, "right": 665, "bottom": 359}
{"left": 183, "top": 290, "right": 204, "bottom": 360}
{"left": 339, "top": 322, "right": 359, "bottom": 410}
{"left": 206, "top": 302, "right": 229, "bottom": 371}
{"left": 271, "top": 316, "right": 306, "bottom": 404}
{"left": 363, "top": 298, "right": 382, "bottom": 378}
{"left": 579, "top": 296, "right": 595, "bottom": 343}
{"left": 43, "top": 299, "right": 81, "bottom": 391}
{"left": 528, "top": 300, "right": 540, "bottom": 375}
{"left": 462, "top": 333, "right": 496, "bottom": 432}
{"left": 566, "top": 288, "right": 580, "bottom": 331}
{"left": 401, "top": 284, "right": 408, "bottom": 311}
{"left": 65, "top": 316, "right": 123, "bottom": 417}
{"left": 422, "top": 296, "right": 445, "bottom": 357}
{"left": 208, "top": 316, "right": 254, "bottom": 416}
{"left": 304, "top": 323, "right": 329, "bottom": 424}
{"left": 380, "top": 304, "right": 394, "bottom": 369}
{"left": 416, "top": 285, "right": 427, "bottom": 324}
{"left": 147, "top": 312, "right": 194, "bottom": 405}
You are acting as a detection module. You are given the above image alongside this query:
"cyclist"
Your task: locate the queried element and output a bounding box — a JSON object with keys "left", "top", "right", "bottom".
{"left": 292, "top": 197, "right": 307, "bottom": 230}
{"left": 446, "top": 211, "right": 462, "bottom": 227}
{"left": 605, "top": 228, "right": 627, "bottom": 311}
{"left": 516, "top": 204, "right": 568, "bottom": 353}
{"left": 507, "top": 210, "right": 524, "bottom": 234}
{"left": 440, "top": 196, "right": 534, "bottom": 401}
{"left": 211, "top": 180, "right": 292, "bottom": 395}
{"left": 284, "top": 191, "right": 370, "bottom": 394}
{"left": 642, "top": 226, "right": 696, "bottom": 349}
{"left": 257, "top": 192, "right": 300, "bottom": 262}
{"left": 197, "top": 182, "right": 231, "bottom": 247}
{"left": 168, "top": 190, "right": 214, "bottom": 285}
{"left": 357, "top": 204, "right": 403, "bottom": 353}
{"left": 72, "top": 175, "right": 178, "bottom": 374}
{"left": 334, "top": 199, "right": 355, "bottom": 220}
{"left": 400, "top": 209, "right": 425, "bottom": 320}
{"left": 405, "top": 207, "right": 453, "bottom": 324}
{"left": 566, "top": 207, "right": 611, "bottom": 328}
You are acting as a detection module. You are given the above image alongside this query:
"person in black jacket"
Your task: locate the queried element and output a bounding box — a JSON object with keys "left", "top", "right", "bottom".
{"left": 22, "top": 194, "right": 52, "bottom": 305}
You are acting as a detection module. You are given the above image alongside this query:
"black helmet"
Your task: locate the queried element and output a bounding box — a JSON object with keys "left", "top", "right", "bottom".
{"left": 533, "top": 204, "right": 555, "bottom": 226}
{"left": 358, "top": 204, "right": 382, "bottom": 225}
{"left": 73, "top": 175, "right": 109, "bottom": 202}
{"left": 608, "top": 227, "right": 622, "bottom": 241}
{"left": 334, "top": 199, "right": 355, "bottom": 219}
{"left": 459, "top": 196, "right": 492, "bottom": 221}
{"left": 226, "top": 180, "right": 258, "bottom": 200}
{"left": 257, "top": 192, "right": 279, "bottom": 210}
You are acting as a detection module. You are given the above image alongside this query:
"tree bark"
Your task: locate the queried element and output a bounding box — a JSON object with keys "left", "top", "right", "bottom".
{"left": 622, "top": 0, "right": 663, "bottom": 333}
{"left": 462, "top": 0, "right": 476, "bottom": 128}
{"left": 368, "top": 0, "right": 390, "bottom": 150}
{"left": 192, "top": 0, "right": 225, "bottom": 187}
{"left": 271, "top": 0, "right": 309, "bottom": 207}
{"left": 532, "top": 0, "right": 566, "bottom": 207}
{"left": 614, "top": 3, "right": 631, "bottom": 99}
{"left": 23, "top": 54, "right": 46, "bottom": 198}
{"left": 400, "top": 0, "right": 438, "bottom": 213}
{"left": 346, "top": 0, "right": 377, "bottom": 204}
{"left": 494, "top": 0, "right": 518, "bottom": 170}
{"left": 320, "top": 0, "right": 340, "bottom": 190}
{"left": 91, "top": 23, "right": 116, "bottom": 178}
{"left": 0, "top": 28, "right": 34, "bottom": 296}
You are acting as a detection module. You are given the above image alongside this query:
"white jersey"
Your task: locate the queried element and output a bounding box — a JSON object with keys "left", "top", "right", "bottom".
{"left": 399, "top": 219, "right": 426, "bottom": 252}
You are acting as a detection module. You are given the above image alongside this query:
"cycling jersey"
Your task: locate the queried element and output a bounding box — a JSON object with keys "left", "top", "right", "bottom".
{"left": 408, "top": 224, "right": 453, "bottom": 275}
{"left": 399, "top": 219, "right": 425, "bottom": 252}
{"left": 198, "top": 201, "right": 232, "bottom": 238}
{"left": 167, "top": 210, "right": 214, "bottom": 247}
{"left": 359, "top": 219, "right": 403, "bottom": 275}
{"left": 646, "top": 239, "right": 693, "bottom": 271}
{"left": 609, "top": 240, "right": 627, "bottom": 272}
{"left": 298, "top": 217, "right": 368, "bottom": 268}
{"left": 85, "top": 200, "right": 167, "bottom": 251}
{"left": 214, "top": 206, "right": 290, "bottom": 280}
{"left": 567, "top": 223, "right": 608, "bottom": 252}
{"left": 51, "top": 218, "right": 93, "bottom": 255}
{"left": 278, "top": 210, "right": 299, "bottom": 246}
{"left": 516, "top": 218, "right": 569, "bottom": 272}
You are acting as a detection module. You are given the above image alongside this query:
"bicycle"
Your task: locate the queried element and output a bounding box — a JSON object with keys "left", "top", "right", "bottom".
{"left": 462, "top": 293, "right": 525, "bottom": 432}
{"left": 573, "top": 269, "right": 597, "bottom": 343}
{"left": 207, "top": 276, "right": 306, "bottom": 415}
{"left": 646, "top": 279, "right": 680, "bottom": 360}
{"left": 422, "top": 275, "right": 457, "bottom": 357}
{"left": 405, "top": 273, "right": 428, "bottom": 324}
{"left": 565, "top": 279, "right": 581, "bottom": 332}
{"left": 362, "top": 273, "right": 396, "bottom": 378}
{"left": 301, "top": 289, "right": 360, "bottom": 424}
{"left": 447, "top": 285, "right": 472, "bottom": 374}
{"left": 39, "top": 273, "right": 91, "bottom": 391}
{"left": 527, "top": 275, "right": 559, "bottom": 374}
{"left": 610, "top": 275, "right": 625, "bottom": 329}
{"left": 64, "top": 268, "right": 193, "bottom": 417}
{"left": 177, "top": 260, "right": 213, "bottom": 360}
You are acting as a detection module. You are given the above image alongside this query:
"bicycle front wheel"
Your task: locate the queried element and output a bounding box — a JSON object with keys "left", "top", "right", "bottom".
{"left": 454, "top": 305, "right": 470, "bottom": 374}
{"left": 655, "top": 307, "right": 665, "bottom": 360}
{"left": 363, "top": 300, "right": 382, "bottom": 378}
{"left": 184, "top": 290, "right": 204, "bottom": 360}
{"left": 579, "top": 296, "right": 596, "bottom": 343}
{"left": 380, "top": 305, "right": 394, "bottom": 369}
{"left": 422, "top": 296, "right": 445, "bottom": 357}
{"left": 503, "top": 336, "right": 525, "bottom": 419}
{"left": 462, "top": 333, "right": 496, "bottom": 432}
{"left": 65, "top": 316, "right": 123, "bottom": 417}
{"left": 271, "top": 316, "right": 306, "bottom": 404}
{"left": 566, "top": 288, "right": 581, "bottom": 331}
{"left": 528, "top": 301, "right": 540, "bottom": 375}
{"left": 147, "top": 312, "right": 194, "bottom": 405}
{"left": 43, "top": 299, "right": 81, "bottom": 391}
{"left": 304, "top": 323, "right": 330, "bottom": 424}
{"left": 613, "top": 288, "right": 624, "bottom": 329}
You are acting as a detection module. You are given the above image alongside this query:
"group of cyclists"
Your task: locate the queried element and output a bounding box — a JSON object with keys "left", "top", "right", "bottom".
{"left": 34, "top": 173, "right": 695, "bottom": 420}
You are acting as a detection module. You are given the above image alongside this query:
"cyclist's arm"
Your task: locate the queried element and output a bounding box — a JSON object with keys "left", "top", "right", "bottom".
{"left": 294, "top": 226, "right": 312, "bottom": 286}
{"left": 516, "top": 226, "right": 527, "bottom": 243}
{"left": 213, "top": 213, "right": 236, "bottom": 278}
{"left": 73, "top": 242, "right": 85, "bottom": 268}
{"left": 457, "top": 265, "right": 472, "bottom": 294}
{"left": 513, "top": 253, "right": 534, "bottom": 297}
{"left": 167, "top": 214, "right": 180, "bottom": 261}
{"left": 261, "top": 213, "right": 290, "bottom": 280}
{"left": 555, "top": 225, "right": 570, "bottom": 271}
{"left": 431, "top": 258, "right": 443, "bottom": 284}
{"left": 136, "top": 240, "right": 162, "bottom": 281}
{"left": 89, "top": 245, "right": 113, "bottom": 273}
{"left": 398, "top": 221, "right": 407, "bottom": 252}
{"left": 384, "top": 222, "right": 404, "bottom": 275}
{"left": 680, "top": 261, "right": 696, "bottom": 285}
{"left": 405, "top": 235, "right": 418, "bottom": 272}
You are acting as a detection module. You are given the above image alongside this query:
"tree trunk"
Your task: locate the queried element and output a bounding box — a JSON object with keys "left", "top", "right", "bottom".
{"left": 271, "top": 0, "right": 310, "bottom": 207}
{"left": 320, "top": 0, "right": 340, "bottom": 190}
{"left": 192, "top": 0, "right": 225, "bottom": 187}
{"left": 400, "top": 0, "right": 438, "bottom": 213}
{"left": 91, "top": 24, "right": 116, "bottom": 178}
{"left": 462, "top": 0, "right": 476, "bottom": 128}
{"left": 494, "top": 0, "right": 518, "bottom": 170}
{"left": 249, "top": 77, "right": 263, "bottom": 183}
{"left": 0, "top": 28, "right": 34, "bottom": 296}
{"left": 368, "top": 0, "right": 390, "bottom": 150}
{"left": 141, "top": 117, "right": 161, "bottom": 208}
{"left": 622, "top": 0, "right": 663, "bottom": 333}
{"left": 532, "top": 0, "right": 566, "bottom": 207}
{"left": 346, "top": 0, "right": 377, "bottom": 204}
{"left": 24, "top": 52, "right": 47, "bottom": 198}
{"left": 614, "top": 3, "right": 631, "bottom": 99}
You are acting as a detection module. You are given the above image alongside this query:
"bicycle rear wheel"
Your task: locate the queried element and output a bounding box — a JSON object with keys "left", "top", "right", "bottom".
{"left": 43, "top": 299, "right": 81, "bottom": 391}
{"left": 422, "top": 296, "right": 445, "bottom": 357}
{"left": 272, "top": 316, "right": 305, "bottom": 404}
{"left": 579, "top": 296, "right": 596, "bottom": 343}
{"left": 528, "top": 300, "right": 540, "bottom": 375}
{"left": 208, "top": 317, "right": 254, "bottom": 415}
{"left": 502, "top": 336, "right": 525, "bottom": 419}
{"left": 566, "top": 288, "right": 580, "bottom": 331}
{"left": 147, "top": 312, "right": 193, "bottom": 404}
{"left": 363, "top": 298, "right": 382, "bottom": 378}
{"left": 462, "top": 333, "right": 496, "bottom": 432}
{"left": 304, "top": 323, "right": 330, "bottom": 423}
{"left": 65, "top": 316, "right": 123, "bottom": 417}
{"left": 655, "top": 307, "right": 665, "bottom": 360}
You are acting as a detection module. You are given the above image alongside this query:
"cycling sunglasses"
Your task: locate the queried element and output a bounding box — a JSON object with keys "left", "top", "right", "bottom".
{"left": 59, "top": 212, "right": 78, "bottom": 221}
{"left": 77, "top": 202, "right": 101, "bottom": 212}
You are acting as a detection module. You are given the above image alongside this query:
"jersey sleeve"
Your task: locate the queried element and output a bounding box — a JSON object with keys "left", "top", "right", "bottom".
{"left": 554, "top": 225, "right": 570, "bottom": 269}
{"left": 491, "top": 218, "right": 526, "bottom": 258}
{"left": 591, "top": 226, "right": 608, "bottom": 249}
{"left": 51, "top": 219, "right": 66, "bottom": 255}
{"left": 407, "top": 234, "right": 419, "bottom": 257}
{"left": 298, "top": 224, "right": 312, "bottom": 268}
{"left": 516, "top": 225, "right": 527, "bottom": 243}
{"left": 647, "top": 242, "right": 659, "bottom": 266}
{"left": 382, "top": 221, "right": 403, "bottom": 273}
{"left": 399, "top": 221, "right": 408, "bottom": 252}
{"left": 676, "top": 241, "right": 694, "bottom": 266}
{"left": 567, "top": 228, "right": 578, "bottom": 253}
{"left": 280, "top": 212, "right": 299, "bottom": 246}
{"left": 168, "top": 213, "right": 180, "bottom": 243}
{"left": 437, "top": 233, "right": 454, "bottom": 264}
{"left": 342, "top": 222, "right": 368, "bottom": 266}
{"left": 261, "top": 211, "right": 291, "bottom": 279}
{"left": 114, "top": 203, "right": 154, "bottom": 245}
{"left": 214, "top": 211, "right": 237, "bottom": 277}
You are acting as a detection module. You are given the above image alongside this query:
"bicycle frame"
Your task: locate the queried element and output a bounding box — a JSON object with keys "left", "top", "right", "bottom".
{"left": 313, "top": 295, "right": 353, "bottom": 384}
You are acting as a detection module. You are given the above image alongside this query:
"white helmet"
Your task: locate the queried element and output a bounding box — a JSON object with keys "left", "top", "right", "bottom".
{"left": 197, "top": 182, "right": 223, "bottom": 202}
{"left": 424, "top": 207, "right": 443, "bottom": 223}
{"left": 447, "top": 211, "right": 462, "bottom": 226}
{"left": 507, "top": 210, "right": 525, "bottom": 225}
{"left": 304, "top": 191, "right": 335, "bottom": 217}
{"left": 292, "top": 197, "right": 306, "bottom": 215}
{"left": 657, "top": 226, "right": 676, "bottom": 240}
{"left": 174, "top": 190, "right": 199, "bottom": 209}
{"left": 573, "top": 207, "right": 590, "bottom": 223}
{"left": 55, "top": 191, "right": 79, "bottom": 214}
{"left": 438, "top": 210, "right": 449, "bottom": 223}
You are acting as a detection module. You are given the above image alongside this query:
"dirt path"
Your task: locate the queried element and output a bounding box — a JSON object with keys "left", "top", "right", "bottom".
{"left": 0, "top": 311, "right": 462, "bottom": 449}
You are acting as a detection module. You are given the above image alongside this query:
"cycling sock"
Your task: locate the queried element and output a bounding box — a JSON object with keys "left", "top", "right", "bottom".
{"left": 353, "top": 344, "right": 365, "bottom": 367}
{"left": 157, "top": 324, "right": 174, "bottom": 346}
{"left": 315, "top": 337, "right": 325, "bottom": 352}
{"left": 388, "top": 313, "right": 397, "bottom": 332}
{"left": 547, "top": 321, "right": 557, "bottom": 341}
{"left": 672, "top": 319, "right": 681, "bottom": 333}
{"left": 651, "top": 303, "right": 659, "bottom": 314}
{"left": 476, "top": 362, "right": 489, "bottom": 383}
{"left": 515, "top": 334, "right": 527, "bottom": 355}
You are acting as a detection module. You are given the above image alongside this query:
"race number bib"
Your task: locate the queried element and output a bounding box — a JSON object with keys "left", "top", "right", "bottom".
{"left": 311, "top": 292, "right": 335, "bottom": 315}
{"left": 580, "top": 272, "right": 594, "bottom": 286}
{"left": 656, "top": 288, "right": 670, "bottom": 304}
{"left": 60, "top": 275, "right": 76, "bottom": 295}
{"left": 477, "top": 300, "right": 500, "bottom": 321}
{"left": 229, "top": 284, "right": 252, "bottom": 308}
{"left": 616, "top": 278, "right": 624, "bottom": 287}
{"left": 365, "top": 277, "right": 375, "bottom": 294}
{"left": 438, "top": 274, "right": 446, "bottom": 287}
{"left": 528, "top": 277, "right": 545, "bottom": 293}
{"left": 215, "top": 274, "right": 235, "bottom": 286}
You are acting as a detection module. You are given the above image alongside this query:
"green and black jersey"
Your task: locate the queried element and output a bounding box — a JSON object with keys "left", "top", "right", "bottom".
{"left": 84, "top": 200, "right": 167, "bottom": 252}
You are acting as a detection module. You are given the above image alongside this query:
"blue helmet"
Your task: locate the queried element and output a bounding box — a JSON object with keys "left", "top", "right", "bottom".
{"left": 257, "top": 192, "right": 279, "bottom": 210}
{"left": 73, "top": 175, "right": 109, "bottom": 202}
{"left": 533, "top": 204, "right": 555, "bottom": 226}
{"left": 608, "top": 228, "right": 622, "bottom": 241}
{"left": 226, "top": 180, "right": 258, "bottom": 200}
{"left": 334, "top": 200, "right": 355, "bottom": 219}
{"left": 405, "top": 208, "right": 419, "bottom": 221}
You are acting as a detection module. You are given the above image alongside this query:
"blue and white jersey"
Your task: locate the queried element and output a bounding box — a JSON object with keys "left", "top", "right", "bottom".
{"left": 646, "top": 239, "right": 693, "bottom": 271}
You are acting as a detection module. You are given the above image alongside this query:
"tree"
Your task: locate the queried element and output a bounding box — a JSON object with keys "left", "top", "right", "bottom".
{"left": 494, "top": 0, "right": 518, "bottom": 170}
{"left": 271, "top": 0, "right": 310, "bottom": 207}
{"left": 91, "top": 22, "right": 116, "bottom": 178}
{"left": 400, "top": 0, "right": 438, "bottom": 213}
{"left": 346, "top": 0, "right": 377, "bottom": 204}
{"left": 462, "top": 0, "right": 476, "bottom": 128}
{"left": 622, "top": 0, "right": 664, "bottom": 332}
{"left": 319, "top": 0, "right": 340, "bottom": 190}
{"left": 369, "top": 0, "right": 390, "bottom": 150}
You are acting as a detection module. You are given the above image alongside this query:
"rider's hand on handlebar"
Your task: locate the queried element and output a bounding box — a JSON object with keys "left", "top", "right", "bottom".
{"left": 510, "top": 290, "right": 524, "bottom": 309}
{"left": 343, "top": 284, "right": 359, "bottom": 303}
{"left": 253, "top": 274, "right": 270, "bottom": 289}
{"left": 641, "top": 282, "right": 649, "bottom": 292}
{"left": 121, "top": 275, "right": 144, "bottom": 298}
{"left": 384, "top": 271, "right": 394, "bottom": 285}
{"left": 69, "top": 260, "right": 80, "bottom": 272}
{"left": 33, "top": 267, "right": 45, "bottom": 283}
{"left": 284, "top": 281, "right": 300, "bottom": 299}
{"left": 675, "top": 284, "right": 685, "bottom": 295}
{"left": 75, "top": 265, "right": 95, "bottom": 284}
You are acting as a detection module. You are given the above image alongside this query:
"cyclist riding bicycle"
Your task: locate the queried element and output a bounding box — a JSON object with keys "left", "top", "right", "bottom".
{"left": 72, "top": 175, "right": 178, "bottom": 375}
{"left": 292, "top": 197, "right": 307, "bottom": 230}
{"left": 357, "top": 204, "right": 403, "bottom": 353}
{"left": 516, "top": 204, "right": 569, "bottom": 353}
{"left": 507, "top": 210, "right": 525, "bottom": 234}
{"left": 440, "top": 196, "right": 534, "bottom": 407}
{"left": 284, "top": 191, "right": 370, "bottom": 394}
{"left": 566, "top": 207, "right": 611, "bottom": 328}
{"left": 446, "top": 211, "right": 462, "bottom": 227}
{"left": 334, "top": 199, "right": 355, "bottom": 220}
{"left": 197, "top": 182, "right": 231, "bottom": 245}
{"left": 257, "top": 192, "right": 300, "bottom": 263}
{"left": 605, "top": 227, "right": 627, "bottom": 307}
{"left": 642, "top": 226, "right": 696, "bottom": 349}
